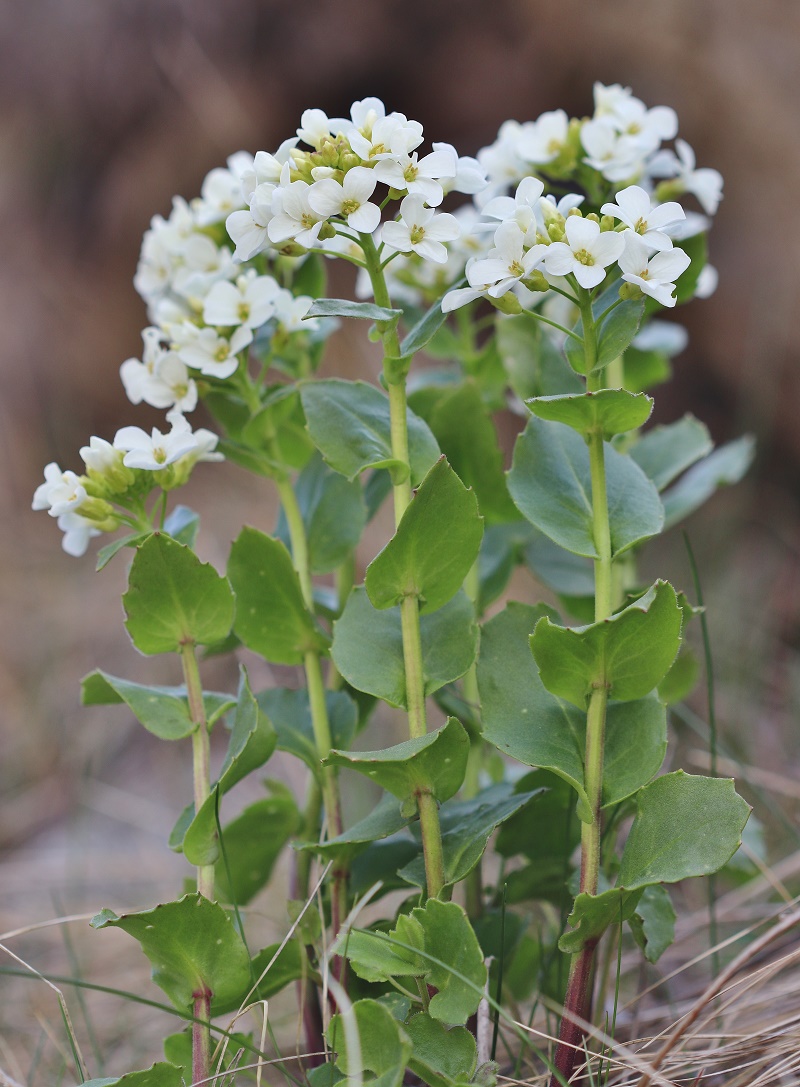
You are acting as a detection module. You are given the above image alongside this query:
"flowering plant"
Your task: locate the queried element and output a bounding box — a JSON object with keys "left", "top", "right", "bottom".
{"left": 35, "top": 84, "right": 753, "bottom": 1087}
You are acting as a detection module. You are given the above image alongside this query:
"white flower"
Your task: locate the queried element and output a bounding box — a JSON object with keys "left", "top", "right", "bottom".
{"left": 432, "top": 142, "right": 488, "bottom": 196}
{"left": 176, "top": 323, "right": 252, "bottom": 380}
{"left": 373, "top": 147, "right": 457, "bottom": 208}
{"left": 57, "top": 510, "right": 101, "bottom": 557}
{"left": 381, "top": 195, "right": 460, "bottom": 264}
{"left": 348, "top": 112, "right": 424, "bottom": 161}
{"left": 581, "top": 119, "right": 647, "bottom": 182}
{"left": 543, "top": 216, "right": 626, "bottom": 289}
{"left": 227, "top": 182, "right": 276, "bottom": 262}
{"left": 633, "top": 320, "right": 689, "bottom": 356}
{"left": 593, "top": 84, "right": 677, "bottom": 154}
{"left": 467, "top": 222, "right": 547, "bottom": 297}
{"left": 268, "top": 179, "right": 327, "bottom": 248}
{"left": 192, "top": 163, "right": 247, "bottom": 226}
{"left": 441, "top": 285, "right": 485, "bottom": 313}
{"left": 478, "top": 176, "right": 546, "bottom": 242}
{"left": 307, "top": 167, "right": 381, "bottom": 233}
{"left": 239, "top": 141, "right": 297, "bottom": 202}
{"left": 33, "top": 463, "right": 88, "bottom": 517}
{"left": 648, "top": 139, "right": 723, "bottom": 215}
{"left": 114, "top": 411, "right": 202, "bottom": 471}
{"left": 171, "top": 235, "right": 236, "bottom": 303}
{"left": 694, "top": 263, "right": 718, "bottom": 299}
{"left": 79, "top": 436, "right": 120, "bottom": 475}
{"left": 203, "top": 271, "right": 280, "bottom": 329}
{"left": 273, "top": 290, "right": 318, "bottom": 332}
{"left": 120, "top": 327, "right": 198, "bottom": 412}
{"left": 619, "top": 233, "right": 691, "bottom": 307}
{"left": 517, "top": 109, "right": 569, "bottom": 164}
{"left": 601, "top": 185, "right": 684, "bottom": 251}
{"left": 476, "top": 120, "right": 529, "bottom": 204}
{"left": 297, "top": 108, "right": 335, "bottom": 148}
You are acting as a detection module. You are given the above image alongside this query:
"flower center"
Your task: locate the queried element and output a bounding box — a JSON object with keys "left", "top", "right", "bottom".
{"left": 634, "top": 217, "right": 648, "bottom": 234}
{"left": 301, "top": 212, "right": 317, "bottom": 229}
{"left": 574, "top": 248, "right": 595, "bottom": 267}
{"left": 237, "top": 301, "right": 251, "bottom": 322}
{"left": 153, "top": 446, "right": 167, "bottom": 464}
{"left": 341, "top": 198, "right": 360, "bottom": 216}
{"left": 215, "top": 344, "right": 230, "bottom": 362}
{"left": 409, "top": 224, "right": 426, "bottom": 245}
{"left": 403, "top": 163, "right": 419, "bottom": 183}
{"left": 546, "top": 137, "right": 561, "bottom": 154}
{"left": 509, "top": 259, "right": 525, "bottom": 277}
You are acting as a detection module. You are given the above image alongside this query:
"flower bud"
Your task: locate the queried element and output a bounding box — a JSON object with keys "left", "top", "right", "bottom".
{"left": 600, "top": 215, "right": 616, "bottom": 232}
{"left": 521, "top": 270, "right": 549, "bottom": 293}
{"left": 339, "top": 152, "right": 362, "bottom": 172}
{"left": 586, "top": 212, "right": 600, "bottom": 224}
{"left": 318, "top": 221, "right": 337, "bottom": 241}
{"left": 567, "top": 207, "right": 583, "bottom": 218}
{"left": 77, "top": 497, "right": 119, "bottom": 528}
{"left": 489, "top": 292, "right": 523, "bottom": 315}
{"left": 654, "top": 179, "right": 685, "bottom": 203}
{"left": 619, "top": 281, "right": 644, "bottom": 302}
{"left": 547, "top": 222, "right": 565, "bottom": 242}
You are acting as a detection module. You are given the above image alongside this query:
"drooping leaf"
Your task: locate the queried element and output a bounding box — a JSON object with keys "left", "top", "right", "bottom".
{"left": 300, "top": 379, "right": 439, "bottom": 485}
{"left": 227, "top": 527, "right": 328, "bottom": 664}
{"left": 618, "top": 771, "right": 751, "bottom": 889}
{"left": 90, "top": 895, "right": 251, "bottom": 1016}
{"left": 80, "top": 671, "right": 234, "bottom": 741}
{"left": 558, "top": 887, "right": 643, "bottom": 954}
{"left": 324, "top": 718, "right": 469, "bottom": 808}
{"left": 306, "top": 298, "right": 402, "bottom": 322}
{"left": 527, "top": 390, "right": 653, "bottom": 440}
{"left": 81, "top": 1064, "right": 185, "bottom": 1087}
{"left": 662, "top": 436, "right": 756, "bottom": 528}
{"left": 507, "top": 416, "right": 663, "bottom": 558}
{"left": 123, "top": 534, "right": 235, "bottom": 654}
{"left": 406, "top": 1015, "right": 477, "bottom": 1087}
{"left": 332, "top": 588, "right": 478, "bottom": 708}
{"left": 628, "top": 415, "right": 713, "bottom": 491}
{"left": 214, "top": 788, "right": 301, "bottom": 905}
{"left": 531, "top": 580, "right": 683, "bottom": 708}
{"left": 366, "top": 458, "right": 483, "bottom": 613}
{"left": 628, "top": 884, "right": 676, "bottom": 963}
{"left": 327, "top": 999, "right": 412, "bottom": 1087}
{"left": 400, "top": 294, "right": 451, "bottom": 357}
{"left": 258, "top": 687, "right": 358, "bottom": 775}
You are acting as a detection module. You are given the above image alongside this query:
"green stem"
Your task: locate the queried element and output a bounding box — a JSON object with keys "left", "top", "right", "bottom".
{"left": 361, "top": 232, "right": 446, "bottom": 899}
{"left": 463, "top": 560, "right": 484, "bottom": 918}
{"left": 180, "top": 641, "right": 213, "bottom": 1087}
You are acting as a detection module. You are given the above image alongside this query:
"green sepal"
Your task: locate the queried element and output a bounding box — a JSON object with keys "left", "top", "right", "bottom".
{"left": 527, "top": 389, "right": 653, "bottom": 439}
{"left": 618, "top": 771, "right": 751, "bottom": 889}
{"left": 530, "top": 580, "right": 683, "bottom": 708}
{"left": 628, "top": 415, "right": 713, "bottom": 491}
{"left": 123, "top": 534, "right": 235, "bottom": 655}
{"left": 258, "top": 687, "right": 357, "bottom": 777}
{"left": 227, "top": 527, "right": 329, "bottom": 664}
{"left": 406, "top": 1014, "right": 477, "bottom": 1087}
{"left": 507, "top": 416, "right": 663, "bottom": 559}
{"left": 565, "top": 282, "right": 645, "bottom": 374}
{"left": 324, "top": 717, "right": 469, "bottom": 807}
{"left": 628, "top": 884, "right": 676, "bottom": 963}
{"left": 80, "top": 671, "right": 234, "bottom": 741}
{"left": 365, "top": 458, "right": 483, "bottom": 613}
{"left": 90, "top": 894, "right": 251, "bottom": 1016}
{"left": 80, "top": 1063, "right": 185, "bottom": 1087}
{"left": 332, "top": 588, "right": 478, "bottom": 708}
{"left": 301, "top": 379, "right": 440, "bottom": 486}
{"left": 662, "top": 435, "right": 755, "bottom": 529}
{"left": 213, "top": 787, "right": 301, "bottom": 905}
{"left": 306, "top": 298, "right": 402, "bottom": 322}
{"left": 327, "top": 998, "right": 412, "bottom": 1087}
{"left": 558, "top": 887, "right": 643, "bottom": 954}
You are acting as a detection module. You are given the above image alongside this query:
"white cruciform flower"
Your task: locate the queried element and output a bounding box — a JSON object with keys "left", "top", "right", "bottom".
{"left": 380, "top": 195, "right": 460, "bottom": 264}
{"left": 32, "top": 463, "right": 88, "bottom": 517}
{"left": 467, "top": 222, "right": 547, "bottom": 297}
{"left": 517, "top": 109, "right": 570, "bottom": 164}
{"left": 203, "top": 271, "right": 281, "bottom": 329}
{"left": 239, "top": 140, "right": 298, "bottom": 202}
{"left": 176, "top": 323, "right": 253, "bottom": 379}
{"left": 431, "top": 142, "right": 488, "bottom": 196}
{"left": 348, "top": 112, "right": 424, "bottom": 161}
{"left": 56, "top": 510, "right": 101, "bottom": 557}
{"left": 226, "top": 182, "right": 276, "bottom": 262}
{"left": 120, "top": 327, "right": 198, "bottom": 412}
{"left": 581, "top": 119, "right": 645, "bottom": 183}
{"left": 373, "top": 147, "right": 457, "bottom": 208}
{"left": 273, "top": 290, "right": 318, "bottom": 332}
{"left": 648, "top": 139, "right": 724, "bottom": 215}
{"left": 267, "top": 179, "right": 327, "bottom": 248}
{"left": 307, "top": 167, "right": 381, "bottom": 234}
{"left": 619, "top": 233, "right": 691, "bottom": 308}
{"left": 601, "top": 185, "right": 684, "bottom": 251}
{"left": 478, "top": 176, "right": 546, "bottom": 241}
{"left": 114, "top": 411, "right": 201, "bottom": 471}
{"left": 543, "top": 216, "right": 626, "bottom": 289}
{"left": 297, "top": 108, "right": 335, "bottom": 149}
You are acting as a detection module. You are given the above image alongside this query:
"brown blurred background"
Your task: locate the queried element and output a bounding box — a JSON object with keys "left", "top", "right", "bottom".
{"left": 2, "top": 0, "right": 800, "bottom": 1079}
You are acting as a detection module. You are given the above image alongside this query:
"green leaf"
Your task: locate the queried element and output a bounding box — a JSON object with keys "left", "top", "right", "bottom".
{"left": 275, "top": 453, "right": 366, "bottom": 574}
{"left": 306, "top": 298, "right": 402, "bottom": 322}
{"left": 478, "top": 522, "right": 534, "bottom": 611}
{"left": 602, "top": 695, "right": 667, "bottom": 806}
{"left": 301, "top": 379, "right": 440, "bottom": 486}
{"left": 325, "top": 718, "right": 469, "bottom": 808}
{"left": 565, "top": 283, "right": 645, "bottom": 374}
{"left": 163, "top": 506, "right": 200, "bottom": 548}
{"left": 328, "top": 999, "right": 412, "bottom": 1087}
{"left": 522, "top": 529, "right": 595, "bottom": 597}
{"left": 420, "top": 382, "right": 519, "bottom": 523}
{"left": 332, "top": 588, "right": 478, "bottom": 708}
{"left": 618, "top": 771, "right": 751, "bottom": 889}
{"left": 258, "top": 687, "right": 357, "bottom": 775}
{"left": 240, "top": 386, "right": 315, "bottom": 473}
{"left": 674, "top": 231, "right": 707, "bottom": 304}
{"left": 81, "top": 1064, "right": 185, "bottom": 1087}
{"left": 123, "top": 534, "right": 235, "bottom": 654}
{"left": 80, "top": 670, "right": 234, "bottom": 741}
{"left": 305, "top": 791, "right": 413, "bottom": 861}
{"left": 227, "top": 528, "right": 328, "bottom": 664}
{"left": 495, "top": 312, "right": 583, "bottom": 400}
{"left": 214, "top": 788, "right": 301, "bottom": 905}
{"left": 531, "top": 580, "right": 683, "bottom": 708}
{"left": 248, "top": 939, "right": 305, "bottom": 1001}
{"left": 398, "top": 781, "right": 542, "bottom": 889}
{"left": 623, "top": 346, "right": 672, "bottom": 393}
{"left": 527, "top": 389, "right": 653, "bottom": 439}
{"left": 90, "top": 894, "right": 251, "bottom": 1016}
{"left": 400, "top": 295, "right": 450, "bottom": 357}
{"left": 365, "top": 458, "right": 483, "bottom": 613}
{"left": 658, "top": 648, "right": 700, "bottom": 704}
{"left": 95, "top": 531, "right": 150, "bottom": 571}
{"left": 662, "top": 436, "right": 756, "bottom": 529}
{"left": 629, "top": 884, "right": 676, "bottom": 963}
{"left": 507, "top": 416, "right": 663, "bottom": 559}
{"left": 406, "top": 1015, "right": 477, "bottom": 1087}
{"left": 163, "top": 1029, "right": 252, "bottom": 1082}
{"left": 558, "top": 887, "right": 643, "bottom": 954}
{"left": 628, "top": 415, "right": 713, "bottom": 491}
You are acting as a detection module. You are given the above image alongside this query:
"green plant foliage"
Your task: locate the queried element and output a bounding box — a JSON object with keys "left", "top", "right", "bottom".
{"left": 240, "top": 387, "right": 316, "bottom": 472}
{"left": 327, "top": 999, "right": 412, "bottom": 1087}
{"left": 123, "top": 534, "right": 235, "bottom": 655}
{"left": 662, "top": 435, "right": 756, "bottom": 528}
{"left": 522, "top": 529, "right": 595, "bottom": 597}
{"left": 258, "top": 687, "right": 358, "bottom": 774}
{"left": 558, "top": 887, "right": 643, "bottom": 954}
{"left": 301, "top": 379, "right": 440, "bottom": 485}
{"left": 325, "top": 717, "right": 470, "bottom": 810}
{"left": 622, "top": 345, "right": 672, "bottom": 393}
{"left": 214, "top": 788, "right": 302, "bottom": 904}
{"left": 530, "top": 580, "right": 683, "bottom": 707}
{"left": 657, "top": 647, "right": 700, "bottom": 704}
{"left": 366, "top": 458, "right": 483, "bottom": 613}
{"left": 527, "top": 389, "right": 653, "bottom": 439}
{"left": 81, "top": 1064, "right": 185, "bottom": 1087}
{"left": 628, "top": 415, "right": 713, "bottom": 490}
{"left": 618, "top": 771, "right": 751, "bottom": 889}
{"left": 90, "top": 895, "right": 252, "bottom": 1016}
{"left": 628, "top": 884, "right": 676, "bottom": 963}
{"left": 406, "top": 1014, "right": 477, "bottom": 1087}
{"left": 306, "top": 298, "right": 402, "bottom": 322}
{"left": 565, "top": 283, "right": 645, "bottom": 373}
{"left": 227, "top": 527, "right": 328, "bottom": 663}
{"left": 247, "top": 939, "right": 305, "bottom": 1002}
{"left": 305, "top": 791, "right": 414, "bottom": 861}
{"left": 495, "top": 312, "right": 583, "bottom": 400}
{"left": 80, "top": 671, "right": 234, "bottom": 741}
{"left": 332, "top": 588, "right": 478, "bottom": 707}
{"left": 478, "top": 522, "right": 535, "bottom": 610}
{"left": 400, "top": 295, "right": 450, "bottom": 356}
{"left": 507, "top": 416, "right": 663, "bottom": 558}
